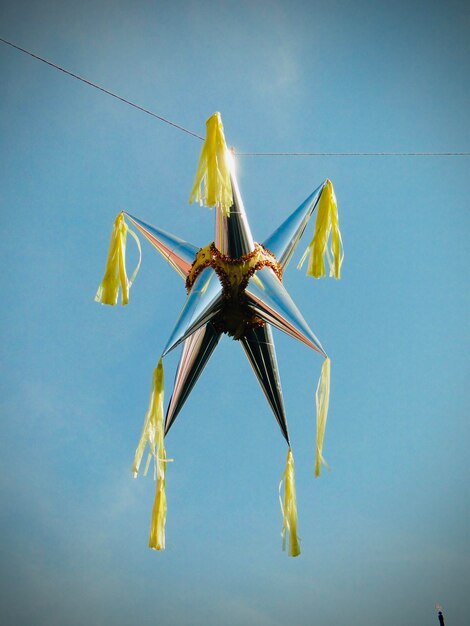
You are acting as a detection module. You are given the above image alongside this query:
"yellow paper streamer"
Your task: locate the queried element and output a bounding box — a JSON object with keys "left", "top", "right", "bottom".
{"left": 149, "top": 469, "right": 167, "bottom": 551}
{"left": 280, "top": 448, "right": 301, "bottom": 557}
{"left": 132, "top": 359, "right": 168, "bottom": 551}
{"left": 95, "top": 212, "right": 141, "bottom": 305}
{"left": 189, "top": 112, "right": 233, "bottom": 216}
{"left": 298, "top": 179, "right": 343, "bottom": 279}
{"left": 315, "top": 358, "right": 331, "bottom": 477}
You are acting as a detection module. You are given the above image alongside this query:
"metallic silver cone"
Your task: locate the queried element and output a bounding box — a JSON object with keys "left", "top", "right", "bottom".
{"left": 262, "top": 181, "right": 326, "bottom": 269}
{"left": 215, "top": 174, "right": 255, "bottom": 257}
{"left": 126, "top": 212, "right": 199, "bottom": 278}
{"left": 165, "top": 323, "right": 222, "bottom": 435}
{"left": 162, "top": 267, "right": 223, "bottom": 356}
{"left": 245, "top": 267, "right": 326, "bottom": 356}
{"left": 240, "top": 324, "right": 289, "bottom": 444}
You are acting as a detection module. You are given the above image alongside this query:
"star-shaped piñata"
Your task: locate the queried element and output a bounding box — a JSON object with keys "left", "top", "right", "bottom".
{"left": 95, "top": 113, "right": 343, "bottom": 556}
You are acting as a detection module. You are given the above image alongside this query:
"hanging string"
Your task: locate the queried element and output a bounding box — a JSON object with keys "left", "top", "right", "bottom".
{"left": 1, "top": 37, "right": 469, "bottom": 157}
{"left": 0, "top": 37, "right": 204, "bottom": 141}
{"left": 234, "top": 151, "right": 470, "bottom": 157}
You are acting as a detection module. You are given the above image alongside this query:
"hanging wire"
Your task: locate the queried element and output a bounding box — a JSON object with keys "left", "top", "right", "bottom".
{"left": 235, "top": 151, "right": 470, "bottom": 157}
{"left": 1, "top": 37, "right": 469, "bottom": 157}
{"left": 0, "top": 37, "right": 204, "bottom": 141}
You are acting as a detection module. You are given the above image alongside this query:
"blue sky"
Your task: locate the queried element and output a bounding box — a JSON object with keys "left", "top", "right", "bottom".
{"left": 1, "top": 1, "right": 469, "bottom": 625}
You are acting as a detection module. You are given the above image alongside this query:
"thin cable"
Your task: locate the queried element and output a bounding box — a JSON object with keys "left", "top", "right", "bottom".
{"left": 0, "top": 37, "right": 204, "bottom": 141}
{"left": 1, "top": 37, "right": 469, "bottom": 156}
{"left": 236, "top": 151, "right": 470, "bottom": 156}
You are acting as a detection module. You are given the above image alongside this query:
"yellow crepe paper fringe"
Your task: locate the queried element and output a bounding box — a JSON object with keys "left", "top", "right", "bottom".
{"left": 132, "top": 359, "right": 169, "bottom": 551}
{"left": 298, "top": 179, "right": 343, "bottom": 279}
{"left": 315, "top": 358, "right": 331, "bottom": 478}
{"left": 189, "top": 112, "right": 233, "bottom": 217}
{"left": 280, "top": 448, "right": 301, "bottom": 557}
{"left": 149, "top": 469, "right": 167, "bottom": 551}
{"left": 95, "top": 212, "right": 141, "bottom": 305}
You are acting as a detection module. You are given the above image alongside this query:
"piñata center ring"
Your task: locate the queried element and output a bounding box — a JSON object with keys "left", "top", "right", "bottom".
{"left": 186, "top": 242, "right": 283, "bottom": 340}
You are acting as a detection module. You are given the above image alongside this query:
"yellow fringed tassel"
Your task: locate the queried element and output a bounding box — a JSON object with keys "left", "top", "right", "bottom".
{"left": 95, "top": 212, "right": 141, "bottom": 306}
{"left": 149, "top": 472, "right": 167, "bottom": 551}
{"left": 95, "top": 213, "right": 128, "bottom": 305}
{"left": 315, "top": 358, "right": 331, "bottom": 477}
{"left": 189, "top": 112, "right": 233, "bottom": 217}
{"left": 132, "top": 359, "right": 169, "bottom": 551}
{"left": 298, "top": 179, "right": 343, "bottom": 279}
{"left": 280, "top": 448, "right": 301, "bottom": 557}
